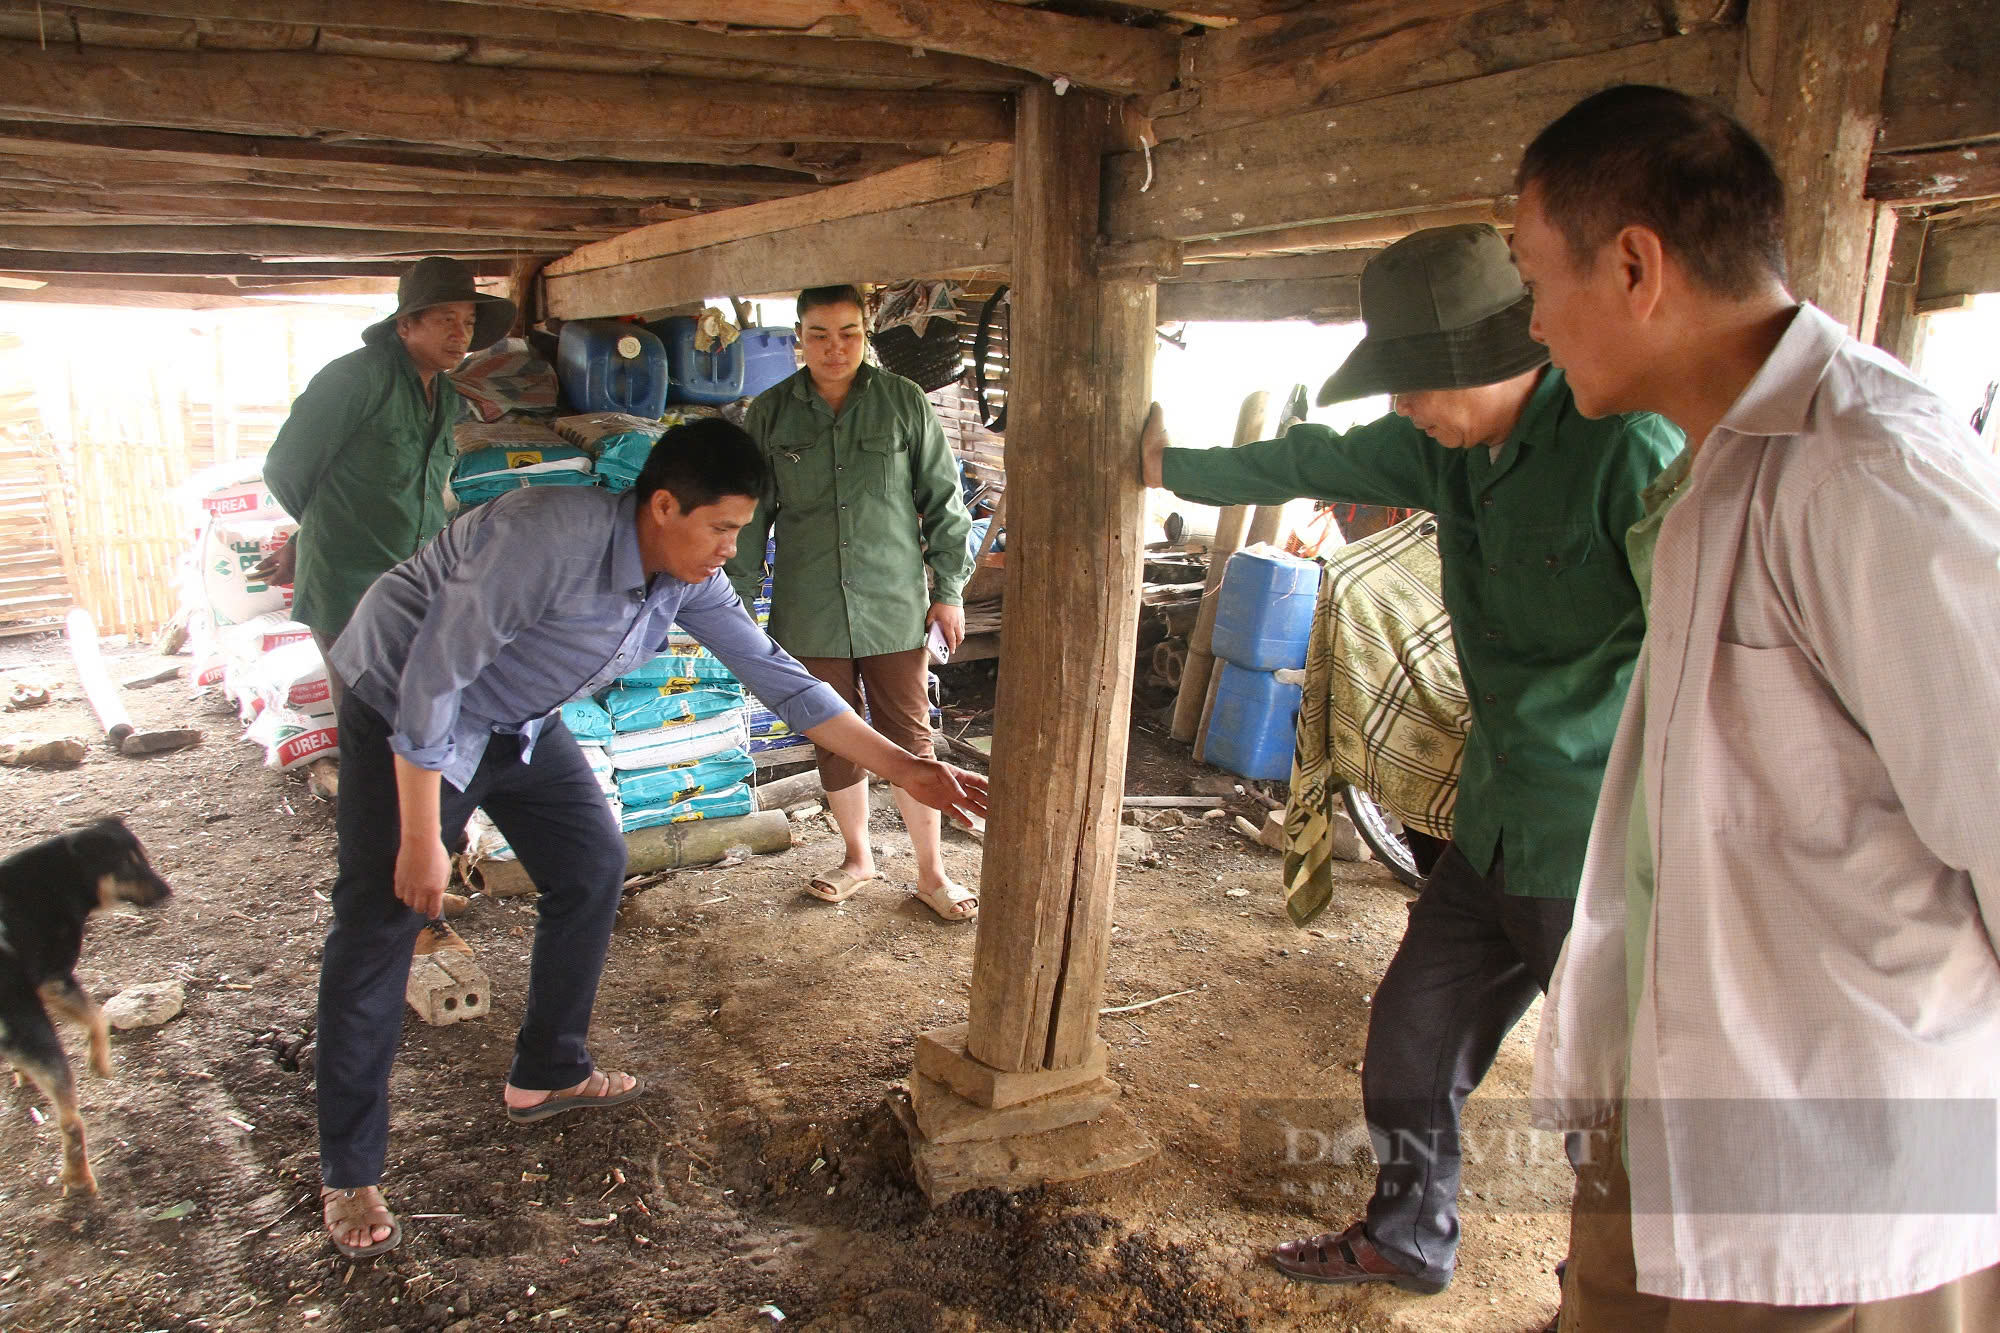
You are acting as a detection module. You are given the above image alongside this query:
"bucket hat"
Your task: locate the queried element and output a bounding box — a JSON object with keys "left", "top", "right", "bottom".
{"left": 362, "top": 256, "right": 516, "bottom": 353}
{"left": 1316, "top": 223, "right": 1548, "bottom": 406}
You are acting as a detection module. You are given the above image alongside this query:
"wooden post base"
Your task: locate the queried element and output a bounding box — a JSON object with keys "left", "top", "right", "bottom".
{"left": 890, "top": 1083, "right": 1156, "bottom": 1203}
{"left": 915, "top": 1021, "right": 1109, "bottom": 1110}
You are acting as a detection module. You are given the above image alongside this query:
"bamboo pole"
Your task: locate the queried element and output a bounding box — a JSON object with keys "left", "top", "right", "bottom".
{"left": 1169, "top": 390, "right": 1269, "bottom": 742}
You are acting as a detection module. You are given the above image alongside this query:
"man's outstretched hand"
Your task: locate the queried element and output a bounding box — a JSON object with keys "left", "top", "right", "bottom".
{"left": 897, "top": 758, "right": 989, "bottom": 827}
{"left": 1140, "top": 402, "right": 1170, "bottom": 488}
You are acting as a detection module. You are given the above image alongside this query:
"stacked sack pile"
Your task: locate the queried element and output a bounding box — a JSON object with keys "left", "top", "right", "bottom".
{"left": 178, "top": 463, "right": 338, "bottom": 771}
{"left": 442, "top": 336, "right": 779, "bottom": 860}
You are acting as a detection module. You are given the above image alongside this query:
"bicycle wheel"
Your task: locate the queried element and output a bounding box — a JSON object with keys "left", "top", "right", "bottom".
{"left": 1341, "top": 784, "right": 1424, "bottom": 889}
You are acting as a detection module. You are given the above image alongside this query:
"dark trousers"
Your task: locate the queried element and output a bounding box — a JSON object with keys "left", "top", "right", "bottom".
{"left": 1361, "top": 841, "right": 1574, "bottom": 1288}
{"left": 316, "top": 694, "right": 627, "bottom": 1189}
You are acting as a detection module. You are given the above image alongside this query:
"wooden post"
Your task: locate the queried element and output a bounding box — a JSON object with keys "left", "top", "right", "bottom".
{"left": 904, "top": 84, "right": 1158, "bottom": 1198}
{"left": 1169, "top": 390, "right": 1269, "bottom": 742}
{"left": 970, "top": 82, "right": 1149, "bottom": 1073}
{"left": 1735, "top": 0, "right": 1901, "bottom": 331}
{"left": 1873, "top": 214, "right": 1928, "bottom": 369}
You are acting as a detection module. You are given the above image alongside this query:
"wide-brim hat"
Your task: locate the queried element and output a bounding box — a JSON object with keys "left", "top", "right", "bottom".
{"left": 362, "top": 256, "right": 516, "bottom": 354}
{"left": 1316, "top": 223, "right": 1549, "bottom": 406}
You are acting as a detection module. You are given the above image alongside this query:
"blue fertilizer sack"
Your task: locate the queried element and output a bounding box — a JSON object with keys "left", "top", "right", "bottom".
{"left": 618, "top": 782, "right": 754, "bottom": 829}
{"left": 558, "top": 696, "right": 614, "bottom": 742}
{"left": 605, "top": 683, "right": 745, "bottom": 732}
{"left": 615, "top": 748, "right": 753, "bottom": 808}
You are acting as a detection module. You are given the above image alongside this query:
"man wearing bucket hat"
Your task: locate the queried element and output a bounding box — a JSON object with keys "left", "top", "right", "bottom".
{"left": 1142, "top": 224, "right": 1681, "bottom": 1306}
{"left": 263, "top": 257, "right": 515, "bottom": 698}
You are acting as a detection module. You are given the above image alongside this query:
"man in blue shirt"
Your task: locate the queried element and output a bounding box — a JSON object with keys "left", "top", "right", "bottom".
{"left": 315, "top": 419, "right": 987, "bottom": 1259}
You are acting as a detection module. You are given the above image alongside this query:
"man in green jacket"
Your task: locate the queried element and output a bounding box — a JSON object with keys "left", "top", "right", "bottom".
{"left": 727, "top": 285, "right": 977, "bottom": 922}
{"left": 1141, "top": 225, "right": 1681, "bottom": 1302}
{"left": 262, "top": 257, "right": 515, "bottom": 702}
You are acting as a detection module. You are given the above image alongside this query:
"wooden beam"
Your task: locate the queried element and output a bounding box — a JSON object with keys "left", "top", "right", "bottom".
{"left": 1917, "top": 220, "right": 2000, "bottom": 302}
{"left": 966, "top": 84, "right": 1150, "bottom": 1075}
{"left": 1878, "top": 0, "right": 2000, "bottom": 152}
{"left": 0, "top": 41, "right": 1013, "bottom": 150}
{"left": 45, "top": 0, "right": 1029, "bottom": 89}
{"left": 1162, "top": 250, "right": 1369, "bottom": 322}
{"left": 500, "top": 1, "right": 1179, "bottom": 94}
{"left": 1159, "top": 276, "right": 1360, "bottom": 322}
{"left": 1107, "top": 29, "right": 1740, "bottom": 244}
{"left": 1869, "top": 143, "right": 2000, "bottom": 206}
{"left": 0, "top": 251, "right": 506, "bottom": 277}
{"left": 1181, "top": 201, "right": 1510, "bottom": 256}
{"left": 1872, "top": 214, "right": 1928, "bottom": 365}
{"left": 0, "top": 188, "right": 635, "bottom": 238}
{"left": 0, "top": 121, "right": 838, "bottom": 196}
{"left": 1157, "top": 0, "right": 1721, "bottom": 145}
{"left": 549, "top": 144, "right": 1011, "bottom": 277}
{"left": 0, "top": 225, "right": 563, "bottom": 257}
{"left": 542, "top": 190, "right": 1013, "bottom": 319}
{"left": 1735, "top": 0, "right": 1899, "bottom": 331}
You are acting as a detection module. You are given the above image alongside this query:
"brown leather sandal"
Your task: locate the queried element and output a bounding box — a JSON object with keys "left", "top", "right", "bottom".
{"left": 1271, "top": 1220, "right": 1448, "bottom": 1293}
{"left": 322, "top": 1185, "right": 401, "bottom": 1259}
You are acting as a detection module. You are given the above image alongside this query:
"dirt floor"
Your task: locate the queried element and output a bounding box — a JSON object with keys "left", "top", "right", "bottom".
{"left": 0, "top": 639, "right": 1568, "bottom": 1333}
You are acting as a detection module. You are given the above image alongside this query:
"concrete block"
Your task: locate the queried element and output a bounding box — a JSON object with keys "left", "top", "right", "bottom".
{"left": 914, "top": 1022, "right": 1109, "bottom": 1110}
{"left": 908, "top": 1071, "right": 1120, "bottom": 1145}
{"left": 406, "top": 950, "right": 490, "bottom": 1026}
{"left": 891, "top": 1089, "right": 1157, "bottom": 1202}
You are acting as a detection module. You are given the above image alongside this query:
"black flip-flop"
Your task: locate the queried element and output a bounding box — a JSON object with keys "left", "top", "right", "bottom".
{"left": 505, "top": 1073, "right": 645, "bottom": 1124}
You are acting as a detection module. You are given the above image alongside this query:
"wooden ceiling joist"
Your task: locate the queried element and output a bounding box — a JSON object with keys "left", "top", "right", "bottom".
{"left": 0, "top": 42, "right": 1015, "bottom": 151}
{"left": 42, "top": 0, "right": 1030, "bottom": 89}
{"left": 0, "top": 225, "right": 554, "bottom": 258}
{"left": 0, "top": 122, "right": 833, "bottom": 199}
{"left": 0, "top": 252, "right": 509, "bottom": 277}
{"left": 1152, "top": 0, "right": 1730, "bottom": 145}
{"left": 1869, "top": 144, "right": 2000, "bottom": 207}
{"left": 1876, "top": 0, "right": 2000, "bottom": 153}
{"left": 495, "top": 0, "right": 1180, "bottom": 94}
{"left": 541, "top": 143, "right": 1017, "bottom": 319}
{"left": 1159, "top": 250, "right": 1368, "bottom": 322}
{"left": 1105, "top": 27, "right": 1740, "bottom": 243}
{"left": 0, "top": 189, "right": 640, "bottom": 238}
{"left": 548, "top": 144, "right": 1012, "bottom": 278}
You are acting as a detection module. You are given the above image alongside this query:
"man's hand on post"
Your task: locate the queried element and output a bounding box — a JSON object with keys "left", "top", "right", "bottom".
{"left": 1140, "top": 402, "right": 1170, "bottom": 488}
{"left": 927, "top": 602, "right": 965, "bottom": 654}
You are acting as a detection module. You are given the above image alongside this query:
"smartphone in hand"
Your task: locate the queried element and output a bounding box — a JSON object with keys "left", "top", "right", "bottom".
{"left": 926, "top": 620, "right": 951, "bottom": 665}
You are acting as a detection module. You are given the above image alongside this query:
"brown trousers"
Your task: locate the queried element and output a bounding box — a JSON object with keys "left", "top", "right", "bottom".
{"left": 1562, "top": 1114, "right": 2000, "bottom": 1332}
{"left": 797, "top": 648, "right": 932, "bottom": 792}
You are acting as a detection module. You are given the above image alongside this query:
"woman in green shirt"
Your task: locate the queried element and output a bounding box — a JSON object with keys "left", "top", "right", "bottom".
{"left": 728, "top": 286, "right": 977, "bottom": 922}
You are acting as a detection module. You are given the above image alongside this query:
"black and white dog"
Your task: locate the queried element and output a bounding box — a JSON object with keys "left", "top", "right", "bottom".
{"left": 0, "top": 817, "right": 171, "bottom": 1195}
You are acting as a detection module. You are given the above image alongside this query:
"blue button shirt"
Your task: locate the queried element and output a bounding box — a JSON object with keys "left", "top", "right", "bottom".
{"left": 330, "top": 486, "right": 849, "bottom": 791}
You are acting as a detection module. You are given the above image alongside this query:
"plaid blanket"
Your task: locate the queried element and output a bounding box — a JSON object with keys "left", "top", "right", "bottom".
{"left": 1282, "top": 513, "right": 1468, "bottom": 925}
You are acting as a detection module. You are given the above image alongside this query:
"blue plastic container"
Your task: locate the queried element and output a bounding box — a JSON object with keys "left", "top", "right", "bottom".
{"left": 1210, "top": 549, "right": 1322, "bottom": 672}
{"left": 652, "top": 319, "right": 797, "bottom": 405}
{"left": 738, "top": 327, "right": 798, "bottom": 398}
{"left": 1204, "top": 662, "right": 1303, "bottom": 782}
{"left": 557, "top": 320, "right": 669, "bottom": 419}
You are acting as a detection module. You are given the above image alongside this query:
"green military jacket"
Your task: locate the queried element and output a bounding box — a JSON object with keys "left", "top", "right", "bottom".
{"left": 262, "top": 333, "right": 460, "bottom": 638}
{"left": 1162, "top": 368, "right": 1682, "bottom": 898}
{"left": 728, "top": 364, "right": 973, "bottom": 659}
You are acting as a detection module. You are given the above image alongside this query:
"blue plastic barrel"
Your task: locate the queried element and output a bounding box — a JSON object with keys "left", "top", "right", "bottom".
{"left": 1204, "top": 662, "right": 1303, "bottom": 782}
{"left": 556, "top": 320, "right": 669, "bottom": 418}
{"left": 1210, "top": 549, "right": 1322, "bottom": 671}
{"left": 738, "top": 327, "right": 799, "bottom": 398}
